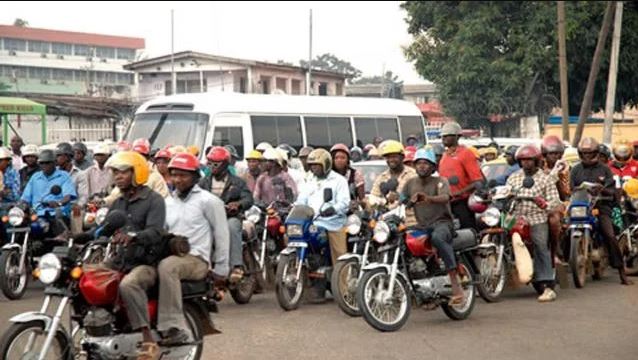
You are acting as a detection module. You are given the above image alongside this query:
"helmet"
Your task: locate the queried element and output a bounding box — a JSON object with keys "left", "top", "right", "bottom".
{"left": 380, "top": 140, "right": 404, "bottom": 156}
{"left": 246, "top": 150, "right": 263, "bottom": 161}
{"left": 93, "top": 144, "right": 111, "bottom": 156}
{"left": 406, "top": 134, "right": 419, "bottom": 141}
{"left": 563, "top": 147, "right": 579, "bottom": 163}
{"left": 132, "top": 138, "right": 151, "bottom": 156}
{"left": 224, "top": 145, "right": 240, "bottom": 160}
{"left": 468, "top": 193, "right": 488, "bottom": 213}
{"left": 306, "top": 148, "right": 332, "bottom": 174}
{"left": 599, "top": 144, "right": 611, "bottom": 159}
{"left": 515, "top": 144, "right": 542, "bottom": 161}
{"left": 350, "top": 146, "right": 363, "bottom": 156}
{"left": 72, "top": 142, "right": 88, "bottom": 155}
{"left": 483, "top": 147, "right": 498, "bottom": 156}
{"left": 404, "top": 148, "right": 416, "bottom": 163}
{"left": 106, "top": 151, "right": 150, "bottom": 186}
{"left": 330, "top": 143, "right": 350, "bottom": 157}
{"left": 0, "top": 148, "right": 11, "bottom": 160}
{"left": 154, "top": 149, "right": 172, "bottom": 160}
{"left": 505, "top": 145, "right": 519, "bottom": 157}
{"left": 367, "top": 148, "right": 381, "bottom": 158}
{"left": 363, "top": 144, "right": 376, "bottom": 152}
{"left": 467, "top": 146, "right": 480, "bottom": 160}
{"left": 38, "top": 150, "right": 55, "bottom": 163}
{"left": 299, "top": 146, "right": 314, "bottom": 158}
{"left": 256, "top": 142, "right": 273, "bottom": 152}
{"left": 263, "top": 148, "right": 284, "bottom": 167}
{"left": 613, "top": 140, "right": 633, "bottom": 161}
{"left": 414, "top": 148, "right": 437, "bottom": 165}
{"left": 21, "top": 144, "right": 39, "bottom": 157}
{"left": 578, "top": 137, "right": 599, "bottom": 152}
{"left": 440, "top": 122, "right": 462, "bottom": 137}
{"left": 624, "top": 178, "right": 638, "bottom": 199}
{"left": 277, "top": 144, "right": 297, "bottom": 159}
{"left": 541, "top": 135, "right": 565, "bottom": 154}
{"left": 405, "top": 145, "right": 417, "bottom": 154}
{"left": 430, "top": 143, "right": 445, "bottom": 156}
{"left": 55, "top": 142, "right": 74, "bottom": 157}
{"left": 276, "top": 148, "right": 289, "bottom": 164}
{"left": 169, "top": 145, "right": 186, "bottom": 155}
{"left": 186, "top": 145, "right": 200, "bottom": 157}
{"left": 168, "top": 152, "right": 200, "bottom": 172}
{"left": 116, "top": 140, "right": 131, "bottom": 152}
{"left": 207, "top": 146, "right": 231, "bottom": 162}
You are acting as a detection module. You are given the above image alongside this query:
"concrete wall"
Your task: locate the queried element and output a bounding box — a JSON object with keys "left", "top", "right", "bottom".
{"left": 544, "top": 123, "right": 638, "bottom": 143}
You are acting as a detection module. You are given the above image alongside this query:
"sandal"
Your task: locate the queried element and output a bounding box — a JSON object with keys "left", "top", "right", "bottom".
{"left": 448, "top": 294, "right": 465, "bottom": 306}
{"left": 229, "top": 268, "right": 244, "bottom": 284}
{"left": 137, "top": 342, "right": 160, "bottom": 360}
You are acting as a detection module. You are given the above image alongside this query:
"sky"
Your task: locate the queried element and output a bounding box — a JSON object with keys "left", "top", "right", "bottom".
{"left": 2, "top": 1, "right": 429, "bottom": 83}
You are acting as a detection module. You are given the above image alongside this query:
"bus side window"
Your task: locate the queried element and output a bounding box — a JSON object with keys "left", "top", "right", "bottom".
{"left": 354, "top": 117, "right": 399, "bottom": 148}
{"left": 398, "top": 116, "right": 426, "bottom": 145}
{"left": 212, "top": 126, "right": 244, "bottom": 159}
{"left": 304, "top": 116, "right": 352, "bottom": 149}
{"left": 250, "top": 115, "right": 303, "bottom": 151}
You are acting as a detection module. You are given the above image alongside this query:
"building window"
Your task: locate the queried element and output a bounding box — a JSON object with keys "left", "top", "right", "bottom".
{"left": 304, "top": 117, "right": 353, "bottom": 149}
{"left": 74, "top": 70, "right": 87, "bottom": 82}
{"left": 259, "top": 76, "right": 271, "bottom": 94}
{"left": 291, "top": 79, "right": 302, "bottom": 95}
{"left": 51, "top": 42, "right": 72, "bottom": 55}
{"left": 117, "top": 73, "right": 133, "bottom": 85}
{"left": 335, "top": 82, "right": 343, "bottom": 96}
{"left": 10, "top": 66, "right": 27, "bottom": 78}
{"left": 354, "top": 117, "right": 399, "bottom": 148}
{"left": 28, "top": 41, "right": 49, "bottom": 53}
{"left": 74, "top": 45, "right": 91, "bottom": 57}
{"left": 212, "top": 126, "right": 244, "bottom": 159}
{"left": 250, "top": 115, "right": 303, "bottom": 150}
{"left": 96, "top": 47, "right": 115, "bottom": 59}
{"left": 51, "top": 68, "right": 73, "bottom": 81}
{"left": 4, "top": 38, "right": 26, "bottom": 51}
{"left": 28, "top": 67, "right": 51, "bottom": 80}
{"left": 239, "top": 77, "right": 246, "bottom": 93}
{"left": 164, "top": 79, "right": 206, "bottom": 95}
{"left": 318, "top": 82, "right": 328, "bottom": 96}
{"left": 276, "top": 77, "right": 287, "bottom": 93}
{"left": 116, "top": 48, "right": 135, "bottom": 60}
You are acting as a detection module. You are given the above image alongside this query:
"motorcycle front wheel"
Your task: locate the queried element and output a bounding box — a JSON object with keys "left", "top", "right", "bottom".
{"left": 331, "top": 258, "right": 361, "bottom": 316}
{"left": 357, "top": 268, "right": 411, "bottom": 332}
{"left": 476, "top": 235, "right": 507, "bottom": 303}
{"left": 0, "top": 320, "right": 72, "bottom": 360}
{"left": 441, "top": 259, "right": 477, "bottom": 321}
{"left": 275, "top": 253, "right": 306, "bottom": 311}
{"left": 0, "top": 250, "right": 28, "bottom": 300}
{"left": 569, "top": 231, "right": 589, "bottom": 288}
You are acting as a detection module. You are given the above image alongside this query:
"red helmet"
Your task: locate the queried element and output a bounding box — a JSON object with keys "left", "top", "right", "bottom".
{"left": 154, "top": 149, "right": 172, "bottom": 160}
{"left": 132, "top": 138, "right": 151, "bottom": 156}
{"left": 116, "top": 140, "right": 131, "bottom": 152}
{"left": 330, "top": 143, "right": 350, "bottom": 157}
{"left": 168, "top": 152, "right": 200, "bottom": 172}
{"left": 541, "top": 135, "right": 565, "bottom": 154}
{"left": 206, "top": 146, "right": 230, "bottom": 162}
{"left": 403, "top": 148, "right": 416, "bottom": 163}
{"left": 468, "top": 193, "right": 488, "bottom": 213}
{"left": 515, "top": 144, "right": 542, "bottom": 161}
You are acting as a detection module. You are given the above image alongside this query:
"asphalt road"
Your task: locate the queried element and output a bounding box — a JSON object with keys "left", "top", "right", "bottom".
{"left": 1, "top": 276, "right": 636, "bottom": 360}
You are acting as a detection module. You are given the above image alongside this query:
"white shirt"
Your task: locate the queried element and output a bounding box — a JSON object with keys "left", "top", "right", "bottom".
{"left": 296, "top": 170, "right": 350, "bottom": 232}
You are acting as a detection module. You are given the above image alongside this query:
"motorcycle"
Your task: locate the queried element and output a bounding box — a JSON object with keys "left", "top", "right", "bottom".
{"left": 356, "top": 204, "right": 479, "bottom": 332}
{"left": 0, "top": 210, "right": 219, "bottom": 360}
{"left": 613, "top": 176, "right": 638, "bottom": 275}
{"left": 257, "top": 200, "right": 291, "bottom": 286}
{"left": 275, "top": 189, "right": 334, "bottom": 311}
{"left": 567, "top": 181, "right": 611, "bottom": 288}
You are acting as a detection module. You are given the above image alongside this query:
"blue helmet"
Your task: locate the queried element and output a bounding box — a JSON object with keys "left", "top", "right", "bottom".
{"left": 414, "top": 148, "right": 437, "bottom": 165}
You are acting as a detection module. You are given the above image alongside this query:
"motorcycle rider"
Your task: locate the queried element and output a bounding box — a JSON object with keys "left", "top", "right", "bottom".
{"left": 609, "top": 140, "right": 638, "bottom": 178}
{"left": 72, "top": 142, "right": 93, "bottom": 171}
{"left": 404, "top": 146, "right": 417, "bottom": 168}
{"left": 154, "top": 149, "right": 173, "bottom": 191}
{"left": 430, "top": 143, "right": 445, "bottom": 166}
{"left": 242, "top": 150, "right": 263, "bottom": 193}
{"left": 103, "top": 150, "right": 167, "bottom": 357}
{"left": 56, "top": 142, "right": 88, "bottom": 207}
{"left": 295, "top": 148, "right": 350, "bottom": 302}
{"left": 369, "top": 140, "right": 417, "bottom": 208}
{"left": 599, "top": 144, "right": 612, "bottom": 165}
{"left": 85, "top": 143, "right": 113, "bottom": 197}
{"left": 350, "top": 146, "right": 363, "bottom": 163}
{"left": 19, "top": 144, "right": 39, "bottom": 192}
{"left": 495, "top": 145, "right": 521, "bottom": 186}
{"left": 277, "top": 144, "right": 305, "bottom": 187}
{"left": 9, "top": 136, "right": 24, "bottom": 171}
{"left": 482, "top": 147, "right": 498, "bottom": 162}
{"left": 299, "top": 146, "right": 314, "bottom": 172}
{"left": 438, "top": 122, "right": 485, "bottom": 229}
{"left": 570, "top": 137, "right": 633, "bottom": 285}
{"left": 402, "top": 148, "right": 465, "bottom": 304}
{"left": 507, "top": 144, "right": 561, "bottom": 302}
{"left": 199, "top": 146, "right": 254, "bottom": 283}
{"left": 541, "top": 135, "right": 570, "bottom": 264}
{"left": 224, "top": 145, "right": 240, "bottom": 176}
{"left": 253, "top": 148, "right": 298, "bottom": 205}
{"left": 330, "top": 144, "right": 365, "bottom": 202}
{"left": 0, "top": 148, "right": 21, "bottom": 203}
{"left": 155, "top": 152, "right": 229, "bottom": 347}
{"left": 255, "top": 142, "right": 273, "bottom": 154}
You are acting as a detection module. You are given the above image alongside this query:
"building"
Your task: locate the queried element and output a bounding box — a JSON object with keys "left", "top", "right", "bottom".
{"left": 124, "top": 51, "right": 347, "bottom": 102}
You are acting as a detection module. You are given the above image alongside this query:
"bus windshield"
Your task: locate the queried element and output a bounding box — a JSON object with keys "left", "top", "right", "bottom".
{"left": 126, "top": 112, "right": 209, "bottom": 150}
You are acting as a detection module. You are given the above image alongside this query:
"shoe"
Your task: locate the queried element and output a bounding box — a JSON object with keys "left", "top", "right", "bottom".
{"left": 537, "top": 288, "right": 557, "bottom": 303}
{"left": 229, "top": 267, "right": 244, "bottom": 284}
{"left": 158, "top": 327, "right": 189, "bottom": 346}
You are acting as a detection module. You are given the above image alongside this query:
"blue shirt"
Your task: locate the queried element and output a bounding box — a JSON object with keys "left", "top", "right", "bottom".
{"left": 2, "top": 167, "right": 20, "bottom": 203}
{"left": 295, "top": 170, "right": 350, "bottom": 232}
{"left": 21, "top": 169, "right": 77, "bottom": 216}
{"left": 495, "top": 163, "right": 521, "bottom": 186}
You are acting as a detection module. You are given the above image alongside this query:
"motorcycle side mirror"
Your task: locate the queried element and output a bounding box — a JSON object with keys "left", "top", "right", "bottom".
{"left": 50, "top": 185, "right": 62, "bottom": 196}
{"left": 522, "top": 177, "right": 535, "bottom": 189}
{"left": 323, "top": 188, "right": 333, "bottom": 203}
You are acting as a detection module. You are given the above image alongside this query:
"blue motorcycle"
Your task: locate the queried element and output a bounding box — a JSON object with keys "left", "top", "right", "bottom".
{"left": 567, "top": 182, "right": 610, "bottom": 288}
{"left": 275, "top": 189, "right": 334, "bottom": 311}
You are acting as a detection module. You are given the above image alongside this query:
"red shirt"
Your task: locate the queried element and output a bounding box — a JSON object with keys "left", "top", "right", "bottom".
{"left": 608, "top": 159, "right": 638, "bottom": 178}
{"left": 439, "top": 145, "right": 484, "bottom": 200}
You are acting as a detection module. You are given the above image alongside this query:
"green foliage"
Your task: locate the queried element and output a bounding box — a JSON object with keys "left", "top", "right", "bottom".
{"left": 299, "top": 53, "right": 362, "bottom": 79}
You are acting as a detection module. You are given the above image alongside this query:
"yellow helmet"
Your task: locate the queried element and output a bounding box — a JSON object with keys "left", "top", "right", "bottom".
{"left": 624, "top": 178, "right": 638, "bottom": 199}
{"left": 106, "top": 151, "right": 150, "bottom": 186}
{"left": 562, "top": 147, "right": 579, "bottom": 163}
{"left": 484, "top": 147, "right": 498, "bottom": 156}
{"left": 187, "top": 145, "right": 200, "bottom": 157}
{"left": 246, "top": 150, "right": 263, "bottom": 161}
{"left": 380, "top": 140, "right": 404, "bottom": 156}
{"left": 467, "top": 146, "right": 480, "bottom": 159}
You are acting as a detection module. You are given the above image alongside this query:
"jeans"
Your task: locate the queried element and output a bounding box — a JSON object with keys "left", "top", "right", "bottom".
{"left": 599, "top": 214, "right": 623, "bottom": 269}
{"left": 228, "top": 217, "right": 243, "bottom": 268}
{"left": 117, "top": 265, "right": 157, "bottom": 330}
{"left": 429, "top": 223, "right": 456, "bottom": 271}
{"left": 531, "top": 223, "right": 554, "bottom": 284}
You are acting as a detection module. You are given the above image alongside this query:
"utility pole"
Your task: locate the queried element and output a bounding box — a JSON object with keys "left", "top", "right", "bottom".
{"left": 572, "top": 1, "right": 615, "bottom": 147}
{"left": 603, "top": 1, "right": 623, "bottom": 144}
{"left": 306, "top": 9, "right": 312, "bottom": 95}
{"left": 171, "top": 9, "right": 177, "bottom": 95}
{"left": 557, "top": 1, "right": 570, "bottom": 141}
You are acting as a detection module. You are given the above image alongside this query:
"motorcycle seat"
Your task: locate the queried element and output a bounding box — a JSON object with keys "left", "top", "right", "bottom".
{"left": 181, "top": 279, "right": 209, "bottom": 296}
{"left": 452, "top": 229, "right": 477, "bottom": 251}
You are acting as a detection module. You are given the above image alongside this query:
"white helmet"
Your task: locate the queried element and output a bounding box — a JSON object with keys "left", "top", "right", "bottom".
{"left": 263, "top": 148, "right": 284, "bottom": 167}
{"left": 256, "top": 142, "right": 273, "bottom": 152}
{"left": 0, "top": 147, "right": 12, "bottom": 160}
{"left": 93, "top": 143, "right": 111, "bottom": 155}
{"left": 276, "top": 148, "right": 289, "bottom": 164}
{"left": 21, "top": 144, "right": 39, "bottom": 157}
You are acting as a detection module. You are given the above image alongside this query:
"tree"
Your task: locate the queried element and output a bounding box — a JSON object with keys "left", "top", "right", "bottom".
{"left": 13, "top": 18, "right": 28, "bottom": 27}
{"left": 0, "top": 82, "right": 11, "bottom": 93}
{"left": 402, "top": 1, "right": 638, "bottom": 127}
{"left": 299, "top": 53, "right": 362, "bottom": 80}
{"left": 352, "top": 71, "right": 404, "bottom": 98}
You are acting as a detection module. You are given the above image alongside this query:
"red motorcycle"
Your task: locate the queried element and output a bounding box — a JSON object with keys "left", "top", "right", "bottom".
{"left": 0, "top": 210, "right": 219, "bottom": 360}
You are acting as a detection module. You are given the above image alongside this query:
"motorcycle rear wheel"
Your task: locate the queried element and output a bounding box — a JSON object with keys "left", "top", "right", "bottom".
{"left": 0, "top": 250, "right": 28, "bottom": 300}
{"left": 230, "top": 248, "right": 258, "bottom": 304}
{"left": 0, "top": 320, "right": 71, "bottom": 360}
{"left": 569, "top": 232, "right": 589, "bottom": 288}
{"left": 275, "top": 253, "right": 306, "bottom": 311}
{"left": 331, "top": 258, "right": 361, "bottom": 316}
{"left": 357, "top": 268, "right": 411, "bottom": 332}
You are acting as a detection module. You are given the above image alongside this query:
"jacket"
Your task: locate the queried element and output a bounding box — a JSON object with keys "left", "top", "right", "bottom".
{"left": 199, "top": 173, "right": 254, "bottom": 217}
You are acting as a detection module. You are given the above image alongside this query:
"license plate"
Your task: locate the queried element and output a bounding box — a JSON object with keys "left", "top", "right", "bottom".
{"left": 287, "top": 242, "right": 308, "bottom": 248}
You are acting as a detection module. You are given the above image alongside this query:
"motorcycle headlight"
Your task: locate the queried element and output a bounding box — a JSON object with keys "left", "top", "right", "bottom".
{"left": 95, "top": 208, "right": 109, "bottom": 225}
{"left": 373, "top": 221, "right": 390, "bottom": 244}
{"left": 286, "top": 224, "right": 303, "bottom": 237}
{"left": 8, "top": 207, "right": 24, "bottom": 226}
{"left": 346, "top": 214, "right": 362, "bottom": 235}
{"left": 570, "top": 206, "right": 588, "bottom": 218}
{"left": 38, "top": 253, "right": 61, "bottom": 285}
{"left": 481, "top": 207, "right": 501, "bottom": 227}
{"left": 245, "top": 206, "right": 262, "bottom": 224}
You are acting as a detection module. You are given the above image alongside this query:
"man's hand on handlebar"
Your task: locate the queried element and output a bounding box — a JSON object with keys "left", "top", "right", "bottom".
{"left": 111, "top": 232, "right": 133, "bottom": 246}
